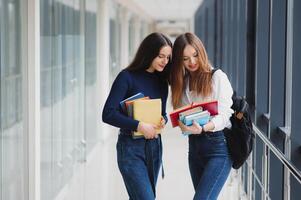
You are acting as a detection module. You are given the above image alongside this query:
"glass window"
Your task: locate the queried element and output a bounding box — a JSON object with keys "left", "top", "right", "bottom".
{"left": 268, "top": 0, "right": 287, "bottom": 198}
{"left": 140, "top": 21, "right": 147, "bottom": 41}
{"left": 109, "top": 2, "right": 122, "bottom": 85}
{"left": 85, "top": 0, "right": 98, "bottom": 154}
{"left": 255, "top": 0, "right": 270, "bottom": 134}
{"left": 128, "top": 14, "right": 136, "bottom": 63}
{"left": 40, "top": 0, "right": 87, "bottom": 199}
{"left": 291, "top": 0, "right": 301, "bottom": 199}
{"left": 0, "top": 0, "right": 27, "bottom": 199}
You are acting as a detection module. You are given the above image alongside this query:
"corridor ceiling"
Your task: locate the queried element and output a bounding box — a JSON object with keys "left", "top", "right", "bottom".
{"left": 130, "top": 0, "right": 204, "bottom": 20}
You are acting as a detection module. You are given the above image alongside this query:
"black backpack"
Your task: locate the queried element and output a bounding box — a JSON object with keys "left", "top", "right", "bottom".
{"left": 213, "top": 68, "right": 254, "bottom": 169}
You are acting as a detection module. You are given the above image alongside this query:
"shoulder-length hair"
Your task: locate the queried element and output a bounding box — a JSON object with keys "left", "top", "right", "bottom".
{"left": 126, "top": 32, "right": 172, "bottom": 81}
{"left": 170, "top": 32, "right": 212, "bottom": 108}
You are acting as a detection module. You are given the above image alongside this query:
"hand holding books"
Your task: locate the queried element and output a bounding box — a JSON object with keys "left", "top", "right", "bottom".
{"left": 120, "top": 93, "right": 163, "bottom": 139}
{"left": 137, "top": 122, "right": 159, "bottom": 139}
{"left": 137, "top": 116, "right": 165, "bottom": 139}
{"left": 178, "top": 120, "right": 204, "bottom": 135}
{"left": 178, "top": 109, "right": 210, "bottom": 135}
{"left": 169, "top": 100, "right": 218, "bottom": 135}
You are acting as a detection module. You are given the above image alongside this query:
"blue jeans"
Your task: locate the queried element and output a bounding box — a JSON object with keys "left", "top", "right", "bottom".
{"left": 188, "top": 131, "right": 232, "bottom": 200}
{"left": 116, "top": 133, "right": 162, "bottom": 200}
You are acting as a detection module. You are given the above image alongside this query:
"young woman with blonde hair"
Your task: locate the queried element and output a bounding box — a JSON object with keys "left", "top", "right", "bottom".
{"left": 170, "top": 32, "right": 233, "bottom": 200}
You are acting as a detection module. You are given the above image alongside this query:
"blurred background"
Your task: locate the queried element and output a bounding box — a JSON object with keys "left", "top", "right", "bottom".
{"left": 1, "top": 0, "right": 301, "bottom": 199}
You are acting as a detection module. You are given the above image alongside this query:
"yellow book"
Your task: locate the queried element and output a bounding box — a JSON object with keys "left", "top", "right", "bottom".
{"left": 133, "top": 99, "right": 162, "bottom": 137}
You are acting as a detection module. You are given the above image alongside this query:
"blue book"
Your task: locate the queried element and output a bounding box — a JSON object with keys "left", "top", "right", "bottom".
{"left": 183, "top": 110, "right": 210, "bottom": 126}
{"left": 183, "top": 115, "right": 210, "bottom": 126}
{"left": 120, "top": 93, "right": 144, "bottom": 113}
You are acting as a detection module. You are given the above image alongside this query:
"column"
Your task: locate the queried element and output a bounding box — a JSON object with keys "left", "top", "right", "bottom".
{"left": 27, "top": 0, "right": 41, "bottom": 199}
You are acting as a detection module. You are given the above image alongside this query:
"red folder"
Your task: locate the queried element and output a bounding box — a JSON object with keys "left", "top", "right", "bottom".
{"left": 169, "top": 100, "right": 218, "bottom": 127}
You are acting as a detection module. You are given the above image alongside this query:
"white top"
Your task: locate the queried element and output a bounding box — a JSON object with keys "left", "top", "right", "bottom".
{"left": 181, "top": 69, "right": 234, "bottom": 132}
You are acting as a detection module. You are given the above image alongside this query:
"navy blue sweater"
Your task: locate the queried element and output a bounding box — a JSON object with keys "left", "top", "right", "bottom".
{"left": 102, "top": 69, "right": 168, "bottom": 135}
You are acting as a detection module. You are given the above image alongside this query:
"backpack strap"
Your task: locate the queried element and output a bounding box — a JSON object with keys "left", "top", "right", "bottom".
{"left": 211, "top": 67, "right": 220, "bottom": 75}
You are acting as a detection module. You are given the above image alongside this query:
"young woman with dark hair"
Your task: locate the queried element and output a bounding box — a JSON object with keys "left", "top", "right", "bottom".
{"left": 102, "top": 32, "right": 172, "bottom": 200}
{"left": 170, "top": 32, "right": 233, "bottom": 200}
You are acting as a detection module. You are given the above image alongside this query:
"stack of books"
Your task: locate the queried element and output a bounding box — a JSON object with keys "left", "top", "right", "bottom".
{"left": 120, "top": 93, "right": 162, "bottom": 138}
{"left": 169, "top": 100, "right": 218, "bottom": 128}
{"left": 181, "top": 110, "right": 210, "bottom": 126}
{"left": 179, "top": 106, "right": 203, "bottom": 122}
{"left": 120, "top": 92, "right": 145, "bottom": 113}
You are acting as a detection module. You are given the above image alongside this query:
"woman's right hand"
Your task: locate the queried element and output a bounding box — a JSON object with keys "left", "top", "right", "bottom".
{"left": 178, "top": 120, "right": 203, "bottom": 135}
{"left": 137, "top": 122, "right": 158, "bottom": 139}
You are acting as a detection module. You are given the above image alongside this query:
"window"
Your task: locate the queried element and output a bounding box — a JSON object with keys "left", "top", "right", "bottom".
{"left": 0, "top": 0, "right": 27, "bottom": 199}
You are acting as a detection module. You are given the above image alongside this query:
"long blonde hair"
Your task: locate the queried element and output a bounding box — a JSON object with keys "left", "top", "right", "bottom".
{"left": 170, "top": 32, "right": 213, "bottom": 108}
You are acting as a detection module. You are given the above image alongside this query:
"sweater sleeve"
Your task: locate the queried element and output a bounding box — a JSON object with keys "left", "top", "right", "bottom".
{"left": 161, "top": 82, "right": 169, "bottom": 123}
{"left": 102, "top": 71, "right": 139, "bottom": 130}
{"left": 210, "top": 70, "right": 234, "bottom": 131}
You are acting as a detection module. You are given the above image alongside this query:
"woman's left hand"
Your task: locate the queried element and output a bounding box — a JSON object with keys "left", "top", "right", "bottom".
{"left": 156, "top": 116, "right": 166, "bottom": 130}
{"left": 178, "top": 120, "right": 203, "bottom": 135}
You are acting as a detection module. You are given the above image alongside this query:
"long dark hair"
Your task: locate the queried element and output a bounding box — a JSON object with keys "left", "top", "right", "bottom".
{"left": 170, "top": 32, "right": 212, "bottom": 108}
{"left": 126, "top": 32, "right": 172, "bottom": 80}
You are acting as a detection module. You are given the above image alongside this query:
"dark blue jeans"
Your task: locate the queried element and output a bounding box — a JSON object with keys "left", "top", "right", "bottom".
{"left": 116, "top": 133, "right": 162, "bottom": 200}
{"left": 188, "top": 131, "right": 232, "bottom": 200}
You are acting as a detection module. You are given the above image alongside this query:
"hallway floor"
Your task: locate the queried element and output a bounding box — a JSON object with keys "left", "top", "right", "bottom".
{"left": 104, "top": 123, "right": 241, "bottom": 200}
{"left": 59, "top": 113, "right": 241, "bottom": 200}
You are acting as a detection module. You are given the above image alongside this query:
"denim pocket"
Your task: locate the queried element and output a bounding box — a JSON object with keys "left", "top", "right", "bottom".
{"left": 119, "top": 142, "right": 146, "bottom": 164}
{"left": 206, "top": 133, "right": 229, "bottom": 157}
